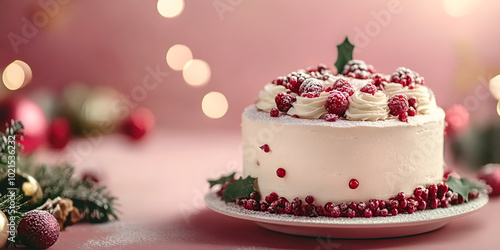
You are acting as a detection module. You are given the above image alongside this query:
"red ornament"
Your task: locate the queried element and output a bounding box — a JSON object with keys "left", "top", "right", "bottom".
{"left": 445, "top": 104, "right": 469, "bottom": 136}
{"left": 18, "top": 210, "right": 59, "bottom": 249}
{"left": 0, "top": 96, "right": 48, "bottom": 153}
{"left": 478, "top": 164, "right": 500, "bottom": 196}
{"left": 349, "top": 179, "right": 359, "bottom": 189}
{"left": 48, "top": 117, "right": 71, "bottom": 149}
{"left": 123, "top": 107, "right": 155, "bottom": 140}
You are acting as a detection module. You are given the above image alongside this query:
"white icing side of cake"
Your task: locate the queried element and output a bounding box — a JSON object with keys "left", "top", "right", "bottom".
{"left": 242, "top": 106, "right": 445, "bottom": 204}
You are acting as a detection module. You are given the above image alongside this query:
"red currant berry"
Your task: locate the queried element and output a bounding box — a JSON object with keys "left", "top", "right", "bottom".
{"left": 349, "top": 179, "right": 359, "bottom": 189}
{"left": 270, "top": 108, "right": 280, "bottom": 117}
{"left": 305, "top": 195, "right": 315, "bottom": 204}
{"left": 260, "top": 144, "right": 270, "bottom": 153}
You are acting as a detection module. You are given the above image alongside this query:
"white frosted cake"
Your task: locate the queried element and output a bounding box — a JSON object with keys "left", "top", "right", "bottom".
{"left": 243, "top": 60, "right": 445, "bottom": 206}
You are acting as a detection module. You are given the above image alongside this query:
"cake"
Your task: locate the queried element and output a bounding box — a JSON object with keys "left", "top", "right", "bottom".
{"left": 242, "top": 61, "right": 445, "bottom": 206}
{"left": 209, "top": 56, "right": 486, "bottom": 218}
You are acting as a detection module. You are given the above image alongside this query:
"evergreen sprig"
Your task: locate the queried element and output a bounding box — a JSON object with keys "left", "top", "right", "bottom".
{"left": 0, "top": 120, "right": 24, "bottom": 166}
{"left": 0, "top": 120, "right": 119, "bottom": 224}
{"left": 19, "top": 162, "right": 119, "bottom": 223}
{"left": 0, "top": 191, "right": 26, "bottom": 248}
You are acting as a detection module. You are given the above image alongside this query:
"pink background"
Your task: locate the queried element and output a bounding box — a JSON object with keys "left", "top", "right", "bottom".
{"left": 1, "top": 0, "right": 500, "bottom": 131}
{"left": 2, "top": 1, "right": 500, "bottom": 249}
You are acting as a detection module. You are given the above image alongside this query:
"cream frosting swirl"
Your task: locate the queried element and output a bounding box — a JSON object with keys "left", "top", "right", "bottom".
{"left": 287, "top": 92, "right": 329, "bottom": 119}
{"left": 408, "top": 85, "right": 437, "bottom": 114}
{"left": 255, "top": 84, "right": 287, "bottom": 112}
{"left": 383, "top": 83, "right": 437, "bottom": 114}
{"left": 345, "top": 90, "right": 389, "bottom": 121}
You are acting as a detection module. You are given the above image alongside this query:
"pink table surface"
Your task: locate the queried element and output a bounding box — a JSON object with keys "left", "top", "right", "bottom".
{"left": 29, "top": 129, "right": 500, "bottom": 250}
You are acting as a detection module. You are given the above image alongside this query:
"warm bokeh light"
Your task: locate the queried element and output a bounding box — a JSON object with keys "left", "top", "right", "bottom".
{"left": 489, "top": 74, "right": 500, "bottom": 100}
{"left": 2, "top": 60, "right": 32, "bottom": 90}
{"left": 202, "top": 91, "right": 228, "bottom": 119}
{"left": 183, "top": 59, "right": 211, "bottom": 87}
{"left": 166, "top": 44, "right": 193, "bottom": 71}
{"left": 497, "top": 100, "right": 500, "bottom": 117}
{"left": 443, "top": 0, "right": 481, "bottom": 17}
{"left": 157, "top": 0, "right": 184, "bottom": 18}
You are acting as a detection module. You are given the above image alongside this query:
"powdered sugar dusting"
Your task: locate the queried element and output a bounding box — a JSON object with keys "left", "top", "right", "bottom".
{"left": 80, "top": 223, "right": 162, "bottom": 249}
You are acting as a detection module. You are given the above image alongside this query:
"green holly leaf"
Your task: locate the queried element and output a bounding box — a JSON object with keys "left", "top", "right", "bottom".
{"left": 208, "top": 172, "right": 236, "bottom": 188}
{"left": 334, "top": 36, "right": 355, "bottom": 74}
{"left": 222, "top": 176, "right": 257, "bottom": 202}
{"left": 445, "top": 176, "right": 486, "bottom": 202}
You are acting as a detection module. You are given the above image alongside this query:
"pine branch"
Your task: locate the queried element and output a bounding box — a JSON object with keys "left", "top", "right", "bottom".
{"left": 0, "top": 120, "right": 24, "bottom": 167}
{"left": 0, "top": 192, "right": 26, "bottom": 248}
{"left": 19, "top": 162, "right": 119, "bottom": 223}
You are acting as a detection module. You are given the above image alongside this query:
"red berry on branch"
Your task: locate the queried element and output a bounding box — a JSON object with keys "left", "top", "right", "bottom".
{"left": 123, "top": 107, "right": 155, "bottom": 141}
{"left": 48, "top": 117, "right": 71, "bottom": 149}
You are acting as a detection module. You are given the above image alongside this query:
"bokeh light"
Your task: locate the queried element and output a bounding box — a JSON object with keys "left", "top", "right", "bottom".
{"left": 489, "top": 74, "right": 500, "bottom": 100}
{"left": 443, "top": 0, "right": 481, "bottom": 17}
{"left": 202, "top": 92, "right": 228, "bottom": 119}
{"left": 166, "top": 44, "right": 193, "bottom": 71}
{"left": 497, "top": 100, "right": 500, "bottom": 117}
{"left": 157, "top": 0, "right": 184, "bottom": 18}
{"left": 183, "top": 59, "right": 211, "bottom": 87}
{"left": 2, "top": 60, "right": 32, "bottom": 90}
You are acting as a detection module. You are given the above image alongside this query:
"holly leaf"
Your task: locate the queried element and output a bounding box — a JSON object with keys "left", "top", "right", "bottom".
{"left": 208, "top": 172, "right": 236, "bottom": 188}
{"left": 334, "top": 36, "right": 355, "bottom": 74}
{"left": 445, "top": 176, "right": 487, "bottom": 202}
{"left": 222, "top": 176, "right": 256, "bottom": 202}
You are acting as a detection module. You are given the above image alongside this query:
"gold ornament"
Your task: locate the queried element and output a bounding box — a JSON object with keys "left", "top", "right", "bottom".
{"left": 0, "top": 172, "right": 43, "bottom": 206}
{"left": 0, "top": 210, "right": 8, "bottom": 247}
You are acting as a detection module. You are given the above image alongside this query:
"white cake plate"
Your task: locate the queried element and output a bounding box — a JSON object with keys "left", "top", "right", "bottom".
{"left": 205, "top": 192, "right": 488, "bottom": 239}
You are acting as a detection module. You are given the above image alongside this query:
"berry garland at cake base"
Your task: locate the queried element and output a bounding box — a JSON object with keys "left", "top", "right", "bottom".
{"left": 208, "top": 172, "right": 489, "bottom": 219}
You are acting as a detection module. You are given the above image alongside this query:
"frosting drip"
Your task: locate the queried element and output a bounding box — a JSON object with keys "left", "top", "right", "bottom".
{"left": 346, "top": 91, "right": 389, "bottom": 121}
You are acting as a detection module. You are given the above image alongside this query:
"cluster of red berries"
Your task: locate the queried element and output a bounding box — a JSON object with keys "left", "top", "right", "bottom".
{"left": 390, "top": 67, "right": 425, "bottom": 89}
{"left": 388, "top": 94, "right": 419, "bottom": 122}
{"left": 341, "top": 60, "right": 376, "bottom": 79}
{"left": 271, "top": 64, "right": 331, "bottom": 94}
{"left": 228, "top": 183, "right": 477, "bottom": 218}
{"left": 324, "top": 79, "right": 355, "bottom": 116}
{"left": 371, "top": 73, "right": 389, "bottom": 90}
{"left": 274, "top": 91, "right": 296, "bottom": 113}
